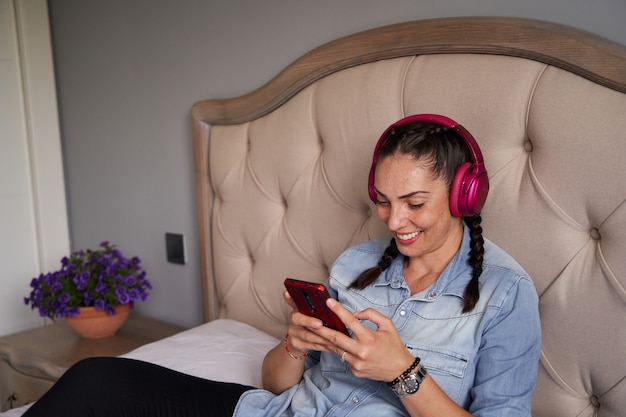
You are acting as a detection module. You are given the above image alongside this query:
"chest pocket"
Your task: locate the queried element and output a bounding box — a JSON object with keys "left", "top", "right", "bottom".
{"left": 405, "top": 345, "right": 469, "bottom": 400}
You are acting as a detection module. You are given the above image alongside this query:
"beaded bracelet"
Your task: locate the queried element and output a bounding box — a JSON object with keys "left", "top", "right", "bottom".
{"left": 283, "top": 333, "right": 308, "bottom": 360}
{"left": 386, "top": 357, "right": 421, "bottom": 387}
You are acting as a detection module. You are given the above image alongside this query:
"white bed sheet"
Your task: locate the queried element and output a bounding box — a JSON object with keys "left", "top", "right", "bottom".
{"left": 0, "top": 319, "right": 279, "bottom": 416}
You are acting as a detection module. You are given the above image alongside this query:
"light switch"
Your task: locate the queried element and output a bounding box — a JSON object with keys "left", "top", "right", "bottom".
{"left": 165, "top": 233, "right": 186, "bottom": 265}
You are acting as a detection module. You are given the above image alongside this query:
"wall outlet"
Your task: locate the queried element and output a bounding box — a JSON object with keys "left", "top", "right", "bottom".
{"left": 165, "top": 233, "right": 186, "bottom": 265}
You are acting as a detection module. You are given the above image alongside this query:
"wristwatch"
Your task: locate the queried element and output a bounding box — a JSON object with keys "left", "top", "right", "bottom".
{"left": 388, "top": 358, "right": 428, "bottom": 397}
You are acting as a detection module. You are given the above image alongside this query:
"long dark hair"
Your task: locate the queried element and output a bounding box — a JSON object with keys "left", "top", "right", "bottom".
{"left": 350, "top": 122, "right": 485, "bottom": 313}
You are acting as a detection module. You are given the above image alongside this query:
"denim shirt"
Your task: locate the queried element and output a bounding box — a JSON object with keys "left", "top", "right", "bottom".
{"left": 234, "top": 226, "right": 541, "bottom": 417}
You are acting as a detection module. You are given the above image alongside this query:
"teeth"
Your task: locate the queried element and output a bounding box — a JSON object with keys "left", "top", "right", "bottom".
{"left": 397, "top": 231, "right": 420, "bottom": 240}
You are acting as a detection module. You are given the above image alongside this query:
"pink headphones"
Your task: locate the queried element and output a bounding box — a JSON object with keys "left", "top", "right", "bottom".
{"left": 368, "top": 114, "right": 489, "bottom": 217}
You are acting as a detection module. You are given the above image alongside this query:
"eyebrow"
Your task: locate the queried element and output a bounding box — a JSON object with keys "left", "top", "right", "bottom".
{"left": 374, "top": 187, "right": 430, "bottom": 199}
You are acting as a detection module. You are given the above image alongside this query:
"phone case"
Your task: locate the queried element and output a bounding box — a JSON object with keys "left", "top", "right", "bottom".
{"left": 284, "top": 278, "right": 349, "bottom": 335}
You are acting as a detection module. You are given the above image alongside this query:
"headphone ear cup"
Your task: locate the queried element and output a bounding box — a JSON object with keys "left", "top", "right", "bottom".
{"left": 449, "top": 162, "right": 489, "bottom": 217}
{"left": 449, "top": 162, "right": 473, "bottom": 217}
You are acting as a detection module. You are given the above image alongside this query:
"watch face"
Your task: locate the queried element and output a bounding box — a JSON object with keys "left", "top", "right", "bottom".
{"left": 390, "top": 363, "right": 426, "bottom": 397}
{"left": 404, "top": 374, "right": 419, "bottom": 394}
{"left": 396, "top": 380, "right": 408, "bottom": 396}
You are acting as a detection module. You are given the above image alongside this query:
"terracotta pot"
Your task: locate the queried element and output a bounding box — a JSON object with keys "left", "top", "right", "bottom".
{"left": 65, "top": 304, "right": 131, "bottom": 339}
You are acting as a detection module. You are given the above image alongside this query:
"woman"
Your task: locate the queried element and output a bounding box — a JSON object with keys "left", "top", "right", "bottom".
{"left": 24, "top": 114, "right": 541, "bottom": 417}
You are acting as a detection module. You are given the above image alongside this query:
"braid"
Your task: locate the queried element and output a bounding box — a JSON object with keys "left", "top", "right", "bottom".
{"left": 349, "top": 238, "right": 400, "bottom": 290}
{"left": 462, "top": 214, "right": 485, "bottom": 313}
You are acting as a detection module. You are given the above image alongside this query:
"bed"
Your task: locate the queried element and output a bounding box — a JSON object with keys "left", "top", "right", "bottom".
{"left": 3, "top": 16, "right": 625, "bottom": 417}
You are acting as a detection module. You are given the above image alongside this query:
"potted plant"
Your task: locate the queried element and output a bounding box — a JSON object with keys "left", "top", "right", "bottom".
{"left": 24, "top": 241, "right": 152, "bottom": 338}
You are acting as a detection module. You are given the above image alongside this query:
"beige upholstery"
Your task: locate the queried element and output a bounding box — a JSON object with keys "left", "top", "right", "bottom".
{"left": 192, "top": 18, "right": 626, "bottom": 417}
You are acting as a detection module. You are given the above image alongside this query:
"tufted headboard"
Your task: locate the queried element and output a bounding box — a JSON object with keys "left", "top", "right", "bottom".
{"left": 191, "top": 17, "right": 625, "bottom": 417}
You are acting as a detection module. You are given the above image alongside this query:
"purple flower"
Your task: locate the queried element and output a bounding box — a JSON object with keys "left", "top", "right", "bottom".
{"left": 117, "top": 292, "right": 130, "bottom": 305}
{"left": 95, "top": 282, "right": 108, "bottom": 295}
{"left": 94, "top": 298, "right": 106, "bottom": 311}
{"left": 128, "top": 288, "right": 140, "bottom": 300}
{"left": 46, "top": 275, "right": 58, "bottom": 286}
{"left": 73, "top": 271, "right": 90, "bottom": 290}
{"left": 57, "top": 292, "right": 70, "bottom": 304}
{"left": 113, "top": 275, "right": 124, "bottom": 286}
{"left": 124, "top": 275, "right": 137, "bottom": 286}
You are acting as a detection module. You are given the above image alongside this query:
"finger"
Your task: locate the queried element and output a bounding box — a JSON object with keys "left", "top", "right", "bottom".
{"left": 353, "top": 308, "right": 393, "bottom": 330}
{"left": 283, "top": 290, "right": 298, "bottom": 310}
{"left": 288, "top": 322, "right": 338, "bottom": 353}
{"left": 325, "top": 298, "right": 365, "bottom": 335}
{"left": 284, "top": 291, "right": 325, "bottom": 330}
{"left": 289, "top": 309, "right": 325, "bottom": 331}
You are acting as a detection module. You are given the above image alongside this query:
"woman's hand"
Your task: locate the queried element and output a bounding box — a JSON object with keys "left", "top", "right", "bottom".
{"left": 283, "top": 290, "right": 339, "bottom": 356}
{"left": 316, "top": 298, "right": 415, "bottom": 383}
{"left": 314, "top": 298, "right": 473, "bottom": 417}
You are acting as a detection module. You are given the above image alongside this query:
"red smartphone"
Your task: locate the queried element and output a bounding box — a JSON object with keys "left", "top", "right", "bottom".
{"left": 284, "top": 278, "right": 349, "bottom": 335}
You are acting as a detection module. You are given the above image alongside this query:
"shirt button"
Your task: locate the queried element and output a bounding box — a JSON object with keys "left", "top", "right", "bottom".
{"left": 429, "top": 292, "right": 437, "bottom": 298}
{"left": 399, "top": 310, "right": 407, "bottom": 316}
{"left": 352, "top": 396, "right": 359, "bottom": 403}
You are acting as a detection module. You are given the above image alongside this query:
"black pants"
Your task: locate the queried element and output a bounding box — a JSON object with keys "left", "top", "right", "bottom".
{"left": 22, "top": 357, "right": 254, "bottom": 417}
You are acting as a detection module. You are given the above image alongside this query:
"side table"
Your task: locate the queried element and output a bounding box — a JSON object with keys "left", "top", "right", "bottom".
{"left": 0, "top": 314, "right": 185, "bottom": 411}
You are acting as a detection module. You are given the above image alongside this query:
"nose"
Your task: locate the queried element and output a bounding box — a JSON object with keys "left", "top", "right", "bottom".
{"left": 385, "top": 204, "right": 407, "bottom": 231}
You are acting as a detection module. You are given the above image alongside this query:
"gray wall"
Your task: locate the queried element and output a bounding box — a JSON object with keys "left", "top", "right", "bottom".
{"left": 48, "top": 0, "right": 626, "bottom": 328}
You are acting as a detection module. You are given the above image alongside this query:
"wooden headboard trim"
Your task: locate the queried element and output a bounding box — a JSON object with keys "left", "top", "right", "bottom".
{"left": 191, "top": 117, "right": 217, "bottom": 322}
{"left": 192, "top": 17, "right": 626, "bottom": 127}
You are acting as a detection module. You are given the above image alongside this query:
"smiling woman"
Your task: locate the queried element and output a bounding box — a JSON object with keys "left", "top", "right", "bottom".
{"left": 318, "top": 114, "right": 540, "bottom": 415}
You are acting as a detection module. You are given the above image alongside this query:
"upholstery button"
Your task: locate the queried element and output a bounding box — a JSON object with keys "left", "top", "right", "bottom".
{"left": 590, "top": 395, "right": 600, "bottom": 408}
{"left": 523, "top": 141, "right": 534, "bottom": 152}
{"left": 590, "top": 227, "right": 601, "bottom": 240}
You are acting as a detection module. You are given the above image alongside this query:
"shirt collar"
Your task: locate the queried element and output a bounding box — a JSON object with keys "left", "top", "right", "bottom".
{"left": 385, "top": 224, "right": 472, "bottom": 298}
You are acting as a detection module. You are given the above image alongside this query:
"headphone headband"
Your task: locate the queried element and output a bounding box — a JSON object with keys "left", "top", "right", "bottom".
{"left": 368, "top": 114, "right": 489, "bottom": 216}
